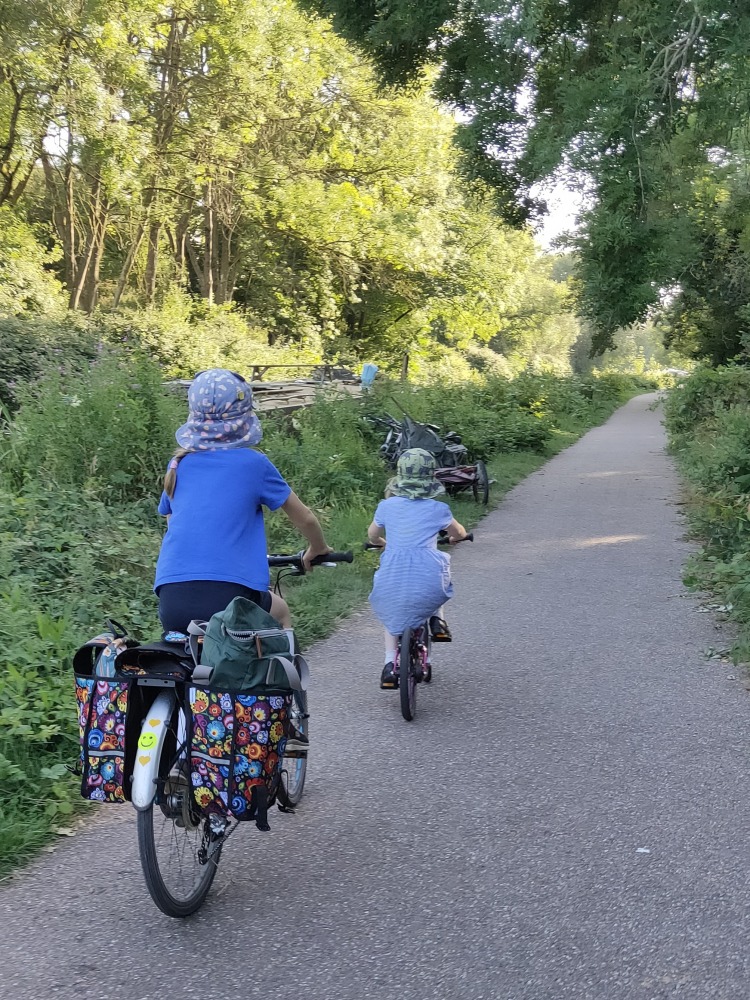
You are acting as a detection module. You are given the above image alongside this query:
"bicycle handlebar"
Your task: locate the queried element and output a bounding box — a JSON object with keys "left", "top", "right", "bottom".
{"left": 267, "top": 550, "right": 354, "bottom": 572}
{"left": 363, "top": 532, "right": 473, "bottom": 551}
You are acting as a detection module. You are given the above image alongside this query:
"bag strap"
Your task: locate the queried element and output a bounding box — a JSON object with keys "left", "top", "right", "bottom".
{"left": 105, "top": 619, "right": 129, "bottom": 640}
{"left": 187, "top": 620, "right": 209, "bottom": 679}
{"left": 266, "top": 654, "right": 309, "bottom": 692}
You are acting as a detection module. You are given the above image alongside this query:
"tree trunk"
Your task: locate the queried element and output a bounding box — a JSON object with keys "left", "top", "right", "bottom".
{"left": 0, "top": 75, "right": 28, "bottom": 206}
{"left": 185, "top": 230, "right": 208, "bottom": 297}
{"left": 69, "top": 172, "right": 105, "bottom": 311}
{"left": 144, "top": 219, "right": 161, "bottom": 303}
{"left": 113, "top": 224, "right": 146, "bottom": 308}
{"left": 204, "top": 180, "right": 215, "bottom": 305}
{"left": 216, "top": 224, "right": 232, "bottom": 305}
{"left": 63, "top": 149, "right": 77, "bottom": 289}
{"left": 80, "top": 200, "right": 109, "bottom": 312}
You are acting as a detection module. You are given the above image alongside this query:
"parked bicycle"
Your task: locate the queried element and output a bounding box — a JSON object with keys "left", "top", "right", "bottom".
{"left": 75, "top": 550, "right": 352, "bottom": 918}
{"left": 365, "top": 532, "right": 473, "bottom": 720}
{"left": 364, "top": 412, "right": 490, "bottom": 504}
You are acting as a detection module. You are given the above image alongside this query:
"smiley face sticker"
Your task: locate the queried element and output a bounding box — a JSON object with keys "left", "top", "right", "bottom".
{"left": 138, "top": 731, "right": 157, "bottom": 750}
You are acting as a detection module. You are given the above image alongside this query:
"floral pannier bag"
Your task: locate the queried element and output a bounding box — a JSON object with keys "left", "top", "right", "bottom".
{"left": 73, "top": 626, "right": 136, "bottom": 803}
{"left": 73, "top": 627, "right": 193, "bottom": 803}
{"left": 186, "top": 597, "right": 309, "bottom": 830}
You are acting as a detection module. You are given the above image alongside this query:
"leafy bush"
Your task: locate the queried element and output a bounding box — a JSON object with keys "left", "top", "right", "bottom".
{"left": 0, "top": 207, "right": 65, "bottom": 320}
{"left": 0, "top": 316, "right": 98, "bottom": 413}
{"left": 264, "top": 395, "right": 385, "bottom": 512}
{"left": 664, "top": 364, "right": 750, "bottom": 438}
{"left": 3, "top": 352, "right": 183, "bottom": 500}
{"left": 0, "top": 482, "right": 164, "bottom": 867}
{"left": 664, "top": 364, "right": 750, "bottom": 659}
{"left": 93, "top": 296, "right": 323, "bottom": 380}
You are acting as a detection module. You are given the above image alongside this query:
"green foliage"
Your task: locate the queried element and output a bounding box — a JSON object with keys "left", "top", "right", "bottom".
{"left": 0, "top": 0, "right": 580, "bottom": 373}
{"left": 664, "top": 365, "right": 750, "bottom": 439}
{"left": 307, "top": 1, "right": 750, "bottom": 363}
{"left": 0, "top": 481, "right": 164, "bottom": 872}
{"left": 0, "top": 207, "right": 65, "bottom": 318}
{"left": 660, "top": 165, "right": 750, "bottom": 365}
{"left": 90, "top": 296, "right": 322, "bottom": 380}
{"left": 2, "top": 352, "right": 183, "bottom": 500}
{"left": 664, "top": 365, "right": 750, "bottom": 659}
{"left": 572, "top": 320, "right": 691, "bottom": 380}
{"left": 0, "top": 315, "right": 98, "bottom": 412}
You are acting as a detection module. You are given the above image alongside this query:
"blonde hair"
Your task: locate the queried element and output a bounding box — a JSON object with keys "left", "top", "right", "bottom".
{"left": 164, "top": 448, "right": 192, "bottom": 499}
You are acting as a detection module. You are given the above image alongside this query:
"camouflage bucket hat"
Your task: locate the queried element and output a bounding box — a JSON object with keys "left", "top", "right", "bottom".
{"left": 387, "top": 448, "right": 445, "bottom": 499}
{"left": 175, "top": 369, "right": 262, "bottom": 450}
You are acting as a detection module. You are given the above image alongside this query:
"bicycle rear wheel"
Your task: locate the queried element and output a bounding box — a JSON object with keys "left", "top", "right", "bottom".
{"left": 136, "top": 706, "right": 223, "bottom": 917}
{"left": 281, "top": 690, "right": 308, "bottom": 807}
{"left": 399, "top": 628, "right": 418, "bottom": 721}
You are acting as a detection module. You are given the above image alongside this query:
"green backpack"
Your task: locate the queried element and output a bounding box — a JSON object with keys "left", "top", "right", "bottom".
{"left": 188, "top": 597, "right": 309, "bottom": 693}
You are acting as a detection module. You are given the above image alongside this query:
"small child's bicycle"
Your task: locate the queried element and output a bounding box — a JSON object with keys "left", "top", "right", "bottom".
{"left": 366, "top": 532, "right": 473, "bottom": 721}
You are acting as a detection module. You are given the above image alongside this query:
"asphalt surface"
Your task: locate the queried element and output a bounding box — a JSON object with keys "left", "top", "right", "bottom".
{"left": 3, "top": 393, "right": 750, "bottom": 999}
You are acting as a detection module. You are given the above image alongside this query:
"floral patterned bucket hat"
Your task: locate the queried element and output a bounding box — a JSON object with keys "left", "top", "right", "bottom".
{"left": 387, "top": 448, "right": 445, "bottom": 499}
{"left": 175, "top": 369, "right": 262, "bottom": 450}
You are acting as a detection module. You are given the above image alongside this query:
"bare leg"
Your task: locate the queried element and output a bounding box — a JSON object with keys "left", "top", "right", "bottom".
{"left": 270, "top": 593, "right": 292, "bottom": 629}
{"left": 385, "top": 629, "right": 398, "bottom": 664}
{"left": 380, "top": 629, "right": 399, "bottom": 688}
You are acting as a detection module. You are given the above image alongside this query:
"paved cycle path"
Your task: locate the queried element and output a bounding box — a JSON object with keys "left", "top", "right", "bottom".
{"left": 4, "top": 393, "right": 750, "bottom": 1000}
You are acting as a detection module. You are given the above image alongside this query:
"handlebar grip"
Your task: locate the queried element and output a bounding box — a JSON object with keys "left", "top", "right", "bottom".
{"left": 437, "top": 531, "right": 474, "bottom": 545}
{"left": 310, "top": 550, "right": 354, "bottom": 566}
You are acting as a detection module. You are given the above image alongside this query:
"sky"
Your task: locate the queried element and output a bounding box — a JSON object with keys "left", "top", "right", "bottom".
{"left": 533, "top": 179, "right": 585, "bottom": 250}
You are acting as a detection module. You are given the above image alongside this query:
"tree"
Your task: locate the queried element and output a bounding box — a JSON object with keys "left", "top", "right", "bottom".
{"left": 303, "top": 1, "right": 750, "bottom": 360}
{"left": 1, "top": 0, "right": 579, "bottom": 370}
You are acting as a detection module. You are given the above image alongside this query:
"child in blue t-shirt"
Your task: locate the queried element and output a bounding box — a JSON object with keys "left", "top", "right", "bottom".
{"left": 154, "top": 369, "right": 331, "bottom": 633}
{"left": 367, "top": 448, "right": 466, "bottom": 688}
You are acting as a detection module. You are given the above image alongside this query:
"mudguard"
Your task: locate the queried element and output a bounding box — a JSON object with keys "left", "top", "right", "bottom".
{"left": 131, "top": 690, "right": 177, "bottom": 810}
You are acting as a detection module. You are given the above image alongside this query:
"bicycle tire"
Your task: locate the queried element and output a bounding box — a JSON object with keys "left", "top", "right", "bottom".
{"left": 137, "top": 706, "right": 222, "bottom": 917}
{"left": 281, "top": 690, "right": 308, "bottom": 807}
{"left": 399, "top": 628, "right": 417, "bottom": 721}
{"left": 473, "top": 459, "right": 490, "bottom": 505}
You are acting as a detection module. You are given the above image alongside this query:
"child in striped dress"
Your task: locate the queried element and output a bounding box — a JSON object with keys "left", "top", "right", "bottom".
{"left": 367, "top": 448, "right": 467, "bottom": 688}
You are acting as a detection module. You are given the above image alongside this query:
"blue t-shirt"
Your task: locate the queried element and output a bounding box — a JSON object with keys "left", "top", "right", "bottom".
{"left": 154, "top": 449, "right": 291, "bottom": 592}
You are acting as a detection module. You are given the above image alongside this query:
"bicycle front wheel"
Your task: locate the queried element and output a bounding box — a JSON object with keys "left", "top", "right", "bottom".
{"left": 399, "top": 628, "right": 417, "bottom": 721}
{"left": 281, "top": 690, "right": 308, "bottom": 807}
{"left": 136, "top": 706, "right": 223, "bottom": 917}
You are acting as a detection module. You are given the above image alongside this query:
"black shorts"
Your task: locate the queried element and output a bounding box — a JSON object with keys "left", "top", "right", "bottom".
{"left": 157, "top": 580, "right": 273, "bottom": 634}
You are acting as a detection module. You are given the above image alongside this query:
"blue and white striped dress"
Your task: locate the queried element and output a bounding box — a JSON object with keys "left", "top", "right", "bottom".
{"left": 369, "top": 497, "right": 454, "bottom": 635}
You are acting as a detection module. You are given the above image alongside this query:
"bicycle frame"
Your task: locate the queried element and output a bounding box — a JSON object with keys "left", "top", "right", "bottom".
{"left": 395, "top": 624, "right": 430, "bottom": 674}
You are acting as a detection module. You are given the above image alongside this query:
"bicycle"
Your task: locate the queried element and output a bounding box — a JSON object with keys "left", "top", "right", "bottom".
{"left": 365, "top": 532, "right": 473, "bottom": 721}
{"left": 131, "top": 549, "right": 352, "bottom": 918}
{"left": 364, "top": 412, "right": 491, "bottom": 505}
